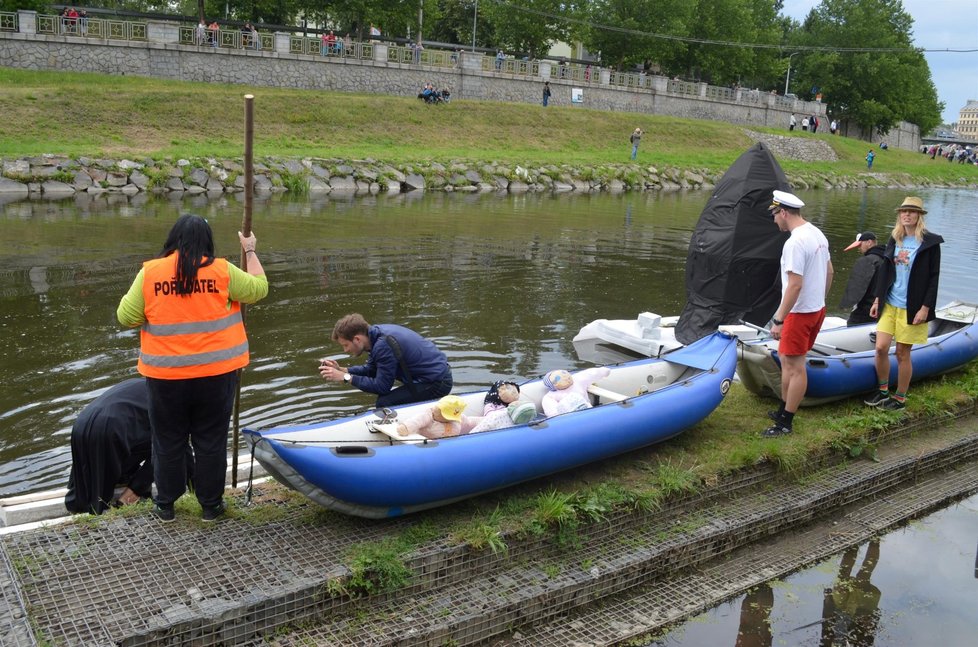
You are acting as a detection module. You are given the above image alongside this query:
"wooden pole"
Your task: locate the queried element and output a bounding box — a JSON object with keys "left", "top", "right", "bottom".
{"left": 231, "top": 94, "right": 254, "bottom": 488}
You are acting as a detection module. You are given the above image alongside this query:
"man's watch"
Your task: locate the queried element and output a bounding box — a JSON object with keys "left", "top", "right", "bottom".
{"left": 342, "top": 373, "right": 352, "bottom": 383}
{"left": 771, "top": 318, "right": 784, "bottom": 326}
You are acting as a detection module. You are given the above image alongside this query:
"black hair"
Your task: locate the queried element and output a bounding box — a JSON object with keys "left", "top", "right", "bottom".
{"left": 159, "top": 214, "right": 216, "bottom": 296}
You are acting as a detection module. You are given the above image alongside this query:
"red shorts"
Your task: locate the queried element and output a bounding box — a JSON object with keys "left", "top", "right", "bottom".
{"left": 779, "top": 308, "right": 826, "bottom": 356}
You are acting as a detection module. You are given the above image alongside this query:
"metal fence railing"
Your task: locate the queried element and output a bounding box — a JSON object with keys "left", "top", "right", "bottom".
{"left": 482, "top": 57, "right": 540, "bottom": 77}
{"left": 667, "top": 79, "right": 700, "bottom": 96}
{"left": 387, "top": 45, "right": 457, "bottom": 68}
{"left": 706, "top": 85, "right": 737, "bottom": 102}
{"left": 287, "top": 35, "right": 371, "bottom": 60}
{"left": 741, "top": 89, "right": 767, "bottom": 105}
{"left": 0, "top": 11, "right": 17, "bottom": 32}
{"left": 36, "top": 13, "right": 147, "bottom": 40}
{"left": 554, "top": 63, "right": 596, "bottom": 84}
{"left": 177, "top": 25, "right": 273, "bottom": 50}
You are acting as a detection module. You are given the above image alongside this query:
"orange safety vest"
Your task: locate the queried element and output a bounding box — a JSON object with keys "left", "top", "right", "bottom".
{"left": 137, "top": 254, "right": 248, "bottom": 380}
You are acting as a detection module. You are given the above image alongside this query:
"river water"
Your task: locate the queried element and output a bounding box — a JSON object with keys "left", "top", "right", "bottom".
{"left": 648, "top": 492, "right": 978, "bottom": 647}
{"left": 1, "top": 186, "right": 976, "bottom": 497}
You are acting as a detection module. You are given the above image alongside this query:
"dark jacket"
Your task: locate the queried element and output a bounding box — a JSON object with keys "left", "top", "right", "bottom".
{"left": 873, "top": 231, "right": 943, "bottom": 324}
{"left": 348, "top": 324, "right": 451, "bottom": 395}
{"left": 840, "top": 245, "right": 885, "bottom": 325}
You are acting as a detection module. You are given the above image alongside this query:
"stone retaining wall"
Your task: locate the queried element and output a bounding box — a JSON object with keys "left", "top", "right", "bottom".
{"left": 2, "top": 140, "right": 969, "bottom": 205}
{"left": 0, "top": 25, "right": 921, "bottom": 152}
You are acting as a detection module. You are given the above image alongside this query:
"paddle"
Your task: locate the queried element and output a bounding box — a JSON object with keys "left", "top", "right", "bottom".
{"left": 737, "top": 320, "right": 856, "bottom": 354}
{"left": 231, "top": 94, "right": 255, "bottom": 489}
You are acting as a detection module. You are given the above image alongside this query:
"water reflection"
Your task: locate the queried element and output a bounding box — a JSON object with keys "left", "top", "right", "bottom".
{"left": 0, "top": 188, "right": 976, "bottom": 496}
{"left": 736, "top": 542, "right": 884, "bottom": 647}
{"left": 651, "top": 493, "right": 978, "bottom": 646}
{"left": 735, "top": 583, "right": 774, "bottom": 647}
{"left": 819, "top": 540, "right": 881, "bottom": 646}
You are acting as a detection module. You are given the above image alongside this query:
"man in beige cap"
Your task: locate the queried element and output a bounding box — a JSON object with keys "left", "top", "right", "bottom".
{"left": 630, "top": 127, "right": 643, "bottom": 160}
{"left": 865, "top": 197, "right": 943, "bottom": 411}
{"left": 764, "top": 190, "right": 834, "bottom": 437}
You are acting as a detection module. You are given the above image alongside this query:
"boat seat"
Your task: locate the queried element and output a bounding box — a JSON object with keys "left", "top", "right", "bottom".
{"left": 367, "top": 421, "right": 428, "bottom": 444}
{"left": 587, "top": 384, "right": 629, "bottom": 404}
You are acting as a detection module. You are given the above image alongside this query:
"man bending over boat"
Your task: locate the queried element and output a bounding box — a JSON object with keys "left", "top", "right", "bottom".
{"left": 65, "top": 379, "right": 195, "bottom": 515}
{"left": 764, "top": 190, "right": 834, "bottom": 437}
{"left": 320, "top": 313, "right": 453, "bottom": 407}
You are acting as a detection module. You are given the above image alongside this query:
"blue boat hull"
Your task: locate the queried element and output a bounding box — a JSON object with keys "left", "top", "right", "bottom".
{"left": 245, "top": 332, "right": 738, "bottom": 518}
{"left": 737, "top": 305, "right": 978, "bottom": 405}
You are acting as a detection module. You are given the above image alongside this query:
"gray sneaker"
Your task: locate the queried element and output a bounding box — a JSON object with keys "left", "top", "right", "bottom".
{"left": 761, "top": 423, "right": 792, "bottom": 438}
{"left": 201, "top": 501, "right": 227, "bottom": 522}
{"left": 880, "top": 397, "right": 906, "bottom": 411}
{"left": 864, "top": 391, "right": 890, "bottom": 407}
{"left": 151, "top": 504, "right": 175, "bottom": 523}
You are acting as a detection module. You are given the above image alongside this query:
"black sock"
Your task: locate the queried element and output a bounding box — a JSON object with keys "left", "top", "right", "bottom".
{"left": 782, "top": 411, "right": 795, "bottom": 428}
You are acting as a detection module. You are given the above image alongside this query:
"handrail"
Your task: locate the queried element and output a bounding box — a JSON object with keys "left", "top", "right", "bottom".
{"left": 0, "top": 11, "right": 17, "bottom": 32}
{"left": 35, "top": 12, "right": 147, "bottom": 41}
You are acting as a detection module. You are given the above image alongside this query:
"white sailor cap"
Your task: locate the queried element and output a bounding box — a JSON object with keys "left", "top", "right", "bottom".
{"left": 770, "top": 189, "right": 804, "bottom": 210}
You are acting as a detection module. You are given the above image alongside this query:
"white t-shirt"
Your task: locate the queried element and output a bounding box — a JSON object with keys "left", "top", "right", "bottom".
{"left": 781, "top": 222, "right": 831, "bottom": 313}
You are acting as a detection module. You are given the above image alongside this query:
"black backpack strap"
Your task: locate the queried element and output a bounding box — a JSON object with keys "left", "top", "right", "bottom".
{"left": 384, "top": 334, "right": 418, "bottom": 397}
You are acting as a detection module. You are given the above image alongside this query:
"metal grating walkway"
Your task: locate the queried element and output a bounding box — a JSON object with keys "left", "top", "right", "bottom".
{"left": 1, "top": 409, "right": 977, "bottom": 646}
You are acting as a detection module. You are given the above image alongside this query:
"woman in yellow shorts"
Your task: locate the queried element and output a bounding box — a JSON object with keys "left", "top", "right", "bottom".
{"left": 865, "top": 197, "right": 943, "bottom": 410}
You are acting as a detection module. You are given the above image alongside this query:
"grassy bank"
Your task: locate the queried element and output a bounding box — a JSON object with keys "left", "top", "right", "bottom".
{"left": 2, "top": 68, "right": 976, "bottom": 185}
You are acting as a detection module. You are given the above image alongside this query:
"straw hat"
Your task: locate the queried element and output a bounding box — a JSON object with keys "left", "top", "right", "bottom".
{"left": 895, "top": 196, "right": 927, "bottom": 214}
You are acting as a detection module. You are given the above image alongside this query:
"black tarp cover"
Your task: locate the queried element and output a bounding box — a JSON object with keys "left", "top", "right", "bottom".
{"left": 675, "top": 142, "right": 790, "bottom": 345}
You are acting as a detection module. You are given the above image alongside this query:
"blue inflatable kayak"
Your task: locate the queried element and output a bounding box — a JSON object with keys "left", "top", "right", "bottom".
{"left": 244, "top": 331, "right": 737, "bottom": 518}
{"left": 737, "top": 301, "right": 978, "bottom": 406}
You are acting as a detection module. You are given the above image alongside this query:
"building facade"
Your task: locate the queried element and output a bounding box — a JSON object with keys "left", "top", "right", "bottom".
{"left": 958, "top": 100, "right": 978, "bottom": 142}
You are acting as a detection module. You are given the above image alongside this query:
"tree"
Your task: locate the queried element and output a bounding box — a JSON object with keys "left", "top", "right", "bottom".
{"left": 789, "top": 0, "right": 942, "bottom": 134}
{"left": 582, "top": 0, "right": 692, "bottom": 71}
{"left": 480, "top": 0, "right": 570, "bottom": 59}
{"left": 665, "top": 0, "right": 782, "bottom": 85}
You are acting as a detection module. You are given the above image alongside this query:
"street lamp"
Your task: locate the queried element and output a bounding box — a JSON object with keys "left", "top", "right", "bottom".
{"left": 784, "top": 52, "right": 799, "bottom": 96}
{"left": 472, "top": 0, "right": 478, "bottom": 51}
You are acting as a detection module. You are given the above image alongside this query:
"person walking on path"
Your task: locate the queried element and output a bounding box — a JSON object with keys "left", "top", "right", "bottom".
{"left": 629, "top": 127, "right": 643, "bottom": 160}
{"left": 763, "top": 190, "right": 834, "bottom": 438}
{"left": 542, "top": 81, "right": 552, "bottom": 107}
{"left": 320, "top": 313, "right": 453, "bottom": 407}
{"left": 839, "top": 232, "right": 885, "bottom": 326}
{"left": 789, "top": 113, "right": 796, "bottom": 131}
{"left": 117, "top": 214, "right": 268, "bottom": 522}
{"left": 865, "top": 197, "right": 943, "bottom": 411}
{"left": 866, "top": 149, "right": 875, "bottom": 169}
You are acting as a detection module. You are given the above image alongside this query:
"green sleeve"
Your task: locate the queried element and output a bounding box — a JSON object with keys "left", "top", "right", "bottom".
{"left": 227, "top": 262, "right": 269, "bottom": 305}
{"left": 117, "top": 269, "right": 146, "bottom": 327}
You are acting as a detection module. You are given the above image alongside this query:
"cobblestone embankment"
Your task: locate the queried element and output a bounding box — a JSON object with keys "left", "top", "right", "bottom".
{"left": 1, "top": 133, "right": 974, "bottom": 203}
{"left": 2, "top": 402, "right": 977, "bottom": 646}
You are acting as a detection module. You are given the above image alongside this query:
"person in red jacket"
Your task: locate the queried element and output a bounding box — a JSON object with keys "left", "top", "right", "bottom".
{"left": 117, "top": 214, "right": 268, "bottom": 522}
